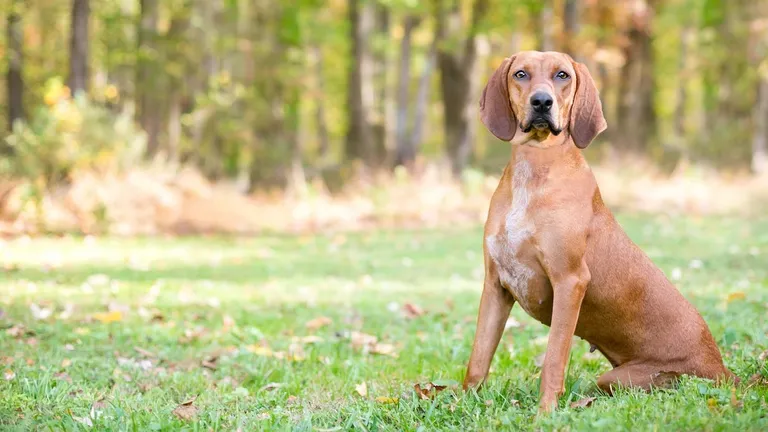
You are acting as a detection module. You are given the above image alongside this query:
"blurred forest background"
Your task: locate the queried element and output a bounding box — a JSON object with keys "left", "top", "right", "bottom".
{"left": 1, "top": 0, "right": 768, "bottom": 235}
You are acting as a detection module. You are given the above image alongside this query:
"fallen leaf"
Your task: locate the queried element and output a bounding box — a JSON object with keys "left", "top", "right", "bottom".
{"left": 759, "top": 350, "right": 768, "bottom": 362}
{"left": 222, "top": 315, "right": 236, "bottom": 331}
{"left": 306, "top": 316, "right": 333, "bottom": 331}
{"left": 54, "top": 372, "right": 72, "bottom": 383}
{"left": 727, "top": 292, "right": 746, "bottom": 303}
{"left": 134, "top": 347, "right": 157, "bottom": 358}
{"left": 413, "top": 382, "right": 448, "bottom": 400}
{"left": 300, "top": 335, "right": 324, "bottom": 344}
{"left": 201, "top": 355, "right": 219, "bottom": 370}
{"left": 61, "top": 358, "right": 72, "bottom": 368}
{"left": 71, "top": 414, "right": 93, "bottom": 427}
{"left": 375, "top": 396, "right": 399, "bottom": 404}
{"left": 260, "top": 382, "right": 282, "bottom": 392}
{"left": 350, "top": 331, "right": 378, "bottom": 349}
{"left": 570, "top": 396, "right": 596, "bottom": 409}
{"left": 172, "top": 396, "right": 199, "bottom": 421}
{"left": 4, "top": 369, "right": 15, "bottom": 380}
{"left": 748, "top": 373, "right": 767, "bottom": 386}
{"left": 370, "top": 343, "right": 398, "bottom": 357}
{"left": 93, "top": 311, "right": 123, "bottom": 324}
{"left": 246, "top": 345, "right": 273, "bottom": 357}
{"left": 6, "top": 324, "right": 31, "bottom": 339}
{"left": 355, "top": 382, "right": 368, "bottom": 397}
{"left": 402, "top": 303, "right": 425, "bottom": 319}
{"left": 286, "top": 395, "right": 299, "bottom": 405}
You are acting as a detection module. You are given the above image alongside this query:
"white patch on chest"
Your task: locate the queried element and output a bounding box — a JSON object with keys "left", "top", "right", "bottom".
{"left": 486, "top": 159, "right": 536, "bottom": 303}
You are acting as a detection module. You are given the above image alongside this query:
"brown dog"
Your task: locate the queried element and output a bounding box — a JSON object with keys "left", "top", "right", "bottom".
{"left": 463, "top": 51, "right": 736, "bottom": 413}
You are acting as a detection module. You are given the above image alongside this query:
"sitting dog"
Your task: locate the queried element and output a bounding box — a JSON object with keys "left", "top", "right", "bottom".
{"left": 463, "top": 50, "right": 737, "bottom": 413}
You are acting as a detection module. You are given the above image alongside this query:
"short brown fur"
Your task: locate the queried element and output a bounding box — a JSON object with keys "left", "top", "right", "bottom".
{"left": 464, "top": 51, "right": 736, "bottom": 413}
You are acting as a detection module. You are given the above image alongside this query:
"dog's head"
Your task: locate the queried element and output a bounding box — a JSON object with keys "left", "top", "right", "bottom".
{"left": 479, "top": 51, "right": 606, "bottom": 149}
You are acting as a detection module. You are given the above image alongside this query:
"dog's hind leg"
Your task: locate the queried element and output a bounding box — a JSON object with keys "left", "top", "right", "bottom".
{"left": 597, "top": 363, "right": 681, "bottom": 395}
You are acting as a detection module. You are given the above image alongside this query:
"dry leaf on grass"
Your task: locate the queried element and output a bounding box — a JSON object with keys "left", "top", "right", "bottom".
{"left": 758, "top": 350, "right": 768, "bottom": 362}
{"left": 413, "top": 382, "right": 449, "bottom": 400}
{"left": 4, "top": 369, "right": 15, "bottom": 380}
{"left": 93, "top": 311, "right": 123, "bottom": 324}
{"left": 134, "top": 347, "right": 157, "bottom": 358}
{"left": 726, "top": 292, "right": 746, "bottom": 303}
{"left": 172, "top": 395, "right": 199, "bottom": 421}
{"left": 348, "top": 331, "right": 399, "bottom": 357}
{"left": 569, "top": 396, "right": 596, "bottom": 409}
{"left": 54, "top": 372, "right": 72, "bottom": 383}
{"left": 305, "top": 316, "right": 333, "bottom": 331}
{"left": 61, "top": 358, "right": 72, "bottom": 368}
{"left": 201, "top": 355, "right": 218, "bottom": 370}
{"left": 260, "top": 382, "right": 282, "bottom": 392}
{"left": 375, "top": 396, "right": 399, "bottom": 404}
{"left": 6, "top": 324, "right": 32, "bottom": 339}
{"left": 355, "top": 382, "right": 368, "bottom": 397}
{"left": 402, "top": 303, "right": 425, "bottom": 319}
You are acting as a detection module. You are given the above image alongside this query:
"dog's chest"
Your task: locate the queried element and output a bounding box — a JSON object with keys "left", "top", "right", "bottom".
{"left": 486, "top": 160, "right": 541, "bottom": 312}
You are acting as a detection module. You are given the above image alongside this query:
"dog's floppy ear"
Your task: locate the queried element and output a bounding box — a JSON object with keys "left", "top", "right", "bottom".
{"left": 569, "top": 61, "right": 607, "bottom": 149}
{"left": 480, "top": 56, "right": 516, "bottom": 141}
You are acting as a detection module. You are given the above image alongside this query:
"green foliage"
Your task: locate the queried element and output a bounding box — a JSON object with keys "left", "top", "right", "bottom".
{"left": 2, "top": 78, "right": 146, "bottom": 187}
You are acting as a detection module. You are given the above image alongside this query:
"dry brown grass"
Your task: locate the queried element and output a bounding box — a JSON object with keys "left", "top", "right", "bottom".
{"left": 1, "top": 159, "right": 766, "bottom": 236}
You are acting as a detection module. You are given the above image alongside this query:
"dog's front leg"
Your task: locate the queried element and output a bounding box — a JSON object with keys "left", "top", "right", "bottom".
{"left": 538, "top": 258, "right": 591, "bottom": 413}
{"left": 463, "top": 262, "right": 515, "bottom": 390}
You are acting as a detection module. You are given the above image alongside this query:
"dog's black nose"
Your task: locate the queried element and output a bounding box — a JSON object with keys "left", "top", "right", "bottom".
{"left": 530, "top": 92, "right": 553, "bottom": 113}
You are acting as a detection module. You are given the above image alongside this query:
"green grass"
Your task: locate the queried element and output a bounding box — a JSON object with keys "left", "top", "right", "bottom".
{"left": 1, "top": 213, "right": 767, "bottom": 431}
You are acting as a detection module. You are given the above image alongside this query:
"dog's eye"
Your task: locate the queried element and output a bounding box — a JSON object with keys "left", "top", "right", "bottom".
{"left": 555, "top": 71, "right": 570, "bottom": 80}
{"left": 514, "top": 70, "right": 527, "bottom": 79}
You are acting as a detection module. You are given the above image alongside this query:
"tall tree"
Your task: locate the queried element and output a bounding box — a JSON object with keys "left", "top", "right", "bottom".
{"left": 137, "top": 0, "right": 161, "bottom": 157}
{"left": 6, "top": 0, "right": 24, "bottom": 139}
{"left": 346, "top": 0, "right": 377, "bottom": 169}
{"left": 562, "top": 0, "right": 581, "bottom": 59}
{"left": 68, "top": 0, "right": 90, "bottom": 96}
{"left": 616, "top": 0, "right": 657, "bottom": 152}
{"left": 394, "top": 15, "right": 420, "bottom": 168}
{"left": 435, "top": 0, "right": 490, "bottom": 177}
{"left": 537, "top": 0, "right": 555, "bottom": 51}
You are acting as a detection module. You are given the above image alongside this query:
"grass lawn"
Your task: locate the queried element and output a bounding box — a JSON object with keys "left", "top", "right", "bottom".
{"left": 1, "top": 213, "right": 767, "bottom": 431}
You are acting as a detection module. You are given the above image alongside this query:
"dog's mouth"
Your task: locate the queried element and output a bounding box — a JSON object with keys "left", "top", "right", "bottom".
{"left": 522, "top": 116, "right": 562, "bottom": 135}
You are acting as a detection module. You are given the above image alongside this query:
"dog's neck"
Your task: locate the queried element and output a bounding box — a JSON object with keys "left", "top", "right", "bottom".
{"left": 510, "top": 132, "right": 584, "bottom": 170}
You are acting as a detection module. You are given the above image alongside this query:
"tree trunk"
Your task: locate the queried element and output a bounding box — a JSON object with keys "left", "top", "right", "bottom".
{"left": 562, "top": 0, "right": 580, "bottom": 59}
{"left": 436, "top": 0, "right": 489, "bottom": 178}
{"left": 6, "top": 1, "right": 24, "bottom": 138}
{"left": 616, "top": 0, "right": 656, "bottom": 153}
{"left": 373, "top": 3, "right": 392, "bottom": 164}
{"left": 394, "top": 15, "right": 419, "bottom": 168}
{"left": 674, "top": 27, "right": 691, "bottom": 140}
{"left": 137, "top": 0, "right": 161, "bottom": 157}
{"left": 410, "top": 37, "right": 437, "bottom": 160}
{"left": 753, "top": 77, "right": 768, "bottom": 174}
{"left": 68, "top": 0, "right": 90, "bottom": 96}
{"left": 345, "top": 0, "right": 376, "bottom": 169}
{"left": 537, "top": 0, "right": 555, "bottom": 52}
{"left": 310, "top": 44, "right": 330, "bottom": 160}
